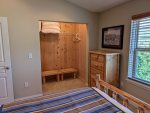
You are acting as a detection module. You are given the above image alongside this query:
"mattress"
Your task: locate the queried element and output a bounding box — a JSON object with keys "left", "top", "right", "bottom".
{"left": 0, "top": 87, "right": 132, "bottom": 113}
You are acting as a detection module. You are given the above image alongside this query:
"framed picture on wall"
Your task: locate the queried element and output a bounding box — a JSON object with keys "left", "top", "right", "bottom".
{"left": 102, "top": 25, "right": 124, "bottom": 49}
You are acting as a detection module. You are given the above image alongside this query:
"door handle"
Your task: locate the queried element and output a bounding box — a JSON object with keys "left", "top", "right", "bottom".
{"left": 5, "top": 67, "right": 10, "bottom": 70}
{"left": 3, "top": 66, "right": 10, "bottom": 70}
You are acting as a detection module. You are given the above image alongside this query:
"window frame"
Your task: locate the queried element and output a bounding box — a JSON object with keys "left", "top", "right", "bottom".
{"left": 128, "top": 12, "right": 150, "bottom": 85}
{"left": 131, "top": 49, "right": 150, "bottom": 85}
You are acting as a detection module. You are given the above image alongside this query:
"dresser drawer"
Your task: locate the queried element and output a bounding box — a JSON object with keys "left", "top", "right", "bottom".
{"left": 90, "top": 77, "right": 96, "bottom": 87}
{"left": 90, "top": 67, "right": 101, "bottom": 74}
{"left": 90, "top": 74, "right": 96, "bottom": 80}
{"left": 91, "top": 54, "right": 104, "bottom": 63}
{"left": 90, "top": 67, "right": 104, "bottom": 80}
{"left": 90, "top": 61, "right": 104, "bottom": 71}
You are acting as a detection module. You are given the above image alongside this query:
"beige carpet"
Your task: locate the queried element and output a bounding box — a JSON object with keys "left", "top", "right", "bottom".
{"left": 42, "top": 78, "right": 87, "bottom": 95}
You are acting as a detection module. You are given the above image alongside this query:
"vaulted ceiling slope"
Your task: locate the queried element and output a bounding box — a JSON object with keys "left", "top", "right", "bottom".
{"left": 66, "top": 0, "right": 131, "bottom": 12}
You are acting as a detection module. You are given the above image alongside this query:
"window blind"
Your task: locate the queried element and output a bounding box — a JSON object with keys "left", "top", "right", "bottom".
{"left": 138, "top": 18, "right": 150, "bottom": 48}
{"left": 128, "top": 16, "right": 150, "bottom": 82}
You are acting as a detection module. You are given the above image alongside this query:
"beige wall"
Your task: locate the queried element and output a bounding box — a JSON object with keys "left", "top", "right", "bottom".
{"left": 98, "top": 0, "right": 150, "bottom": 103}
{"left": 0, "top": 0, "right": 99, "bottom": 99}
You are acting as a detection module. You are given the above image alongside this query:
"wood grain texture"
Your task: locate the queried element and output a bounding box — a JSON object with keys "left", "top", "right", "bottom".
{"left": 89, "top": 50, "right": 120, "bottom": 87}
{"left": 105, "top": 54, "right": 120, "bottom": 87}
{"left": 75, "top": 24, "right": 87, "bottom": 82}
{"left": 132, "top": 12, "right": 150, "bottom": 20}
{"left": 98, "top": 79, "right": 150, "bottom": 111}
{"left": 59, "top": 23, "right": 77, "bottom": 69}
{"left": 40, "top": 23, "right": 87, "bottom": 82}
{"left": 40, "top": 34, "right": 59, "bottom": 70}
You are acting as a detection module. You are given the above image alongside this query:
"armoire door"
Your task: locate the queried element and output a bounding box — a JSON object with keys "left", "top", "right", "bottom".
{"left": 0, "top": 17, "right": 14, "bottom": 105}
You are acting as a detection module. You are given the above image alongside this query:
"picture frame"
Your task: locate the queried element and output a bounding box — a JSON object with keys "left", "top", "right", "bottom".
{"left": 102, "top": 25, "right": 124, "bottom": 49}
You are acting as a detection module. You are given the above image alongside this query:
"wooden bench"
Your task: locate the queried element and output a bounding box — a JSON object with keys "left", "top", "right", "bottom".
{"left": 42, "top": 70, "right": 62, "bottom": 83}
{"left": 42, "top": 68, "right": 78, "bottom": 83}
{"left": 60, "top": 68, "right": 78, "bottom": 80}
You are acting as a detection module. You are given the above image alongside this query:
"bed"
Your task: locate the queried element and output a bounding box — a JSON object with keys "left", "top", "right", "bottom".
{"left": 1, "top": 75, "right": 150, "bottom": 113}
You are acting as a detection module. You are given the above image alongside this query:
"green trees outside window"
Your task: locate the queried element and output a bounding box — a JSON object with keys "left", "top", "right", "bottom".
{"left": 136, "top": 51, "right": 150, "bottom": 82}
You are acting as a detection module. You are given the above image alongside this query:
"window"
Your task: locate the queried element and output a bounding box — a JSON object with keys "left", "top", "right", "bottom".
{"left": 128, "top": 13, "right": 150, "bottom": 84}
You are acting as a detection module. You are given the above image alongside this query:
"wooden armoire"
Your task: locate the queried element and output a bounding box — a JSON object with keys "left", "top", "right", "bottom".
{"left": 89, "top": 50, "right": 120, "bottom": 87}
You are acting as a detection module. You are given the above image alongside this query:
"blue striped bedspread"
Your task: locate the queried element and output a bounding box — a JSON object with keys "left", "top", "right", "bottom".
{"left": 0, "top": 87, "right": 124, "bottom": 113}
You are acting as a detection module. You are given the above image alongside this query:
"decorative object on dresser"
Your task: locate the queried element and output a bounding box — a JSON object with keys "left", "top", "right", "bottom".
{"left": 89, "top": 50, "right": 120, "bottom": 87}
{"left": 102, "top": 25, "right": 124, "bottom": 49}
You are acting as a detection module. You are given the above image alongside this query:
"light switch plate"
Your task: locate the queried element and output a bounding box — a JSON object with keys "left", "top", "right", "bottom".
{"left": 28, "top": 53, "right": 32, "bottom": 59}
{"left": 24, "top": 82, "right": 29, "bottom": 88}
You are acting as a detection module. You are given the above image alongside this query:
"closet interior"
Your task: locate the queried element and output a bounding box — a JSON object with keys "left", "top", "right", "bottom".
{"left": 39, "top": 21, "right": 88, "bottom": 94}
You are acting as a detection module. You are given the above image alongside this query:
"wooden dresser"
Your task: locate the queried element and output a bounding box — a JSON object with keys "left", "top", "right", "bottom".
{"left": 89, "top": 50, "right": 120, "bottom": 87}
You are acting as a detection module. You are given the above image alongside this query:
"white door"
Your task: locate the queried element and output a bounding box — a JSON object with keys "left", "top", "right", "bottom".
{"left": 0, "top": 17, "right": 14, "bottom": 105}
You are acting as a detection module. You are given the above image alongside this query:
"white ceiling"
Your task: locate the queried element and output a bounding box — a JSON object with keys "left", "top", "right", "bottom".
{"left": 66, "top": 0, "right": 131, "bottom": 12}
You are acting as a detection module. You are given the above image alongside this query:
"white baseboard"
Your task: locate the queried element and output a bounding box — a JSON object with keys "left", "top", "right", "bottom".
{"left": 15, "top": 93, "right": 43, "bottom": 102}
